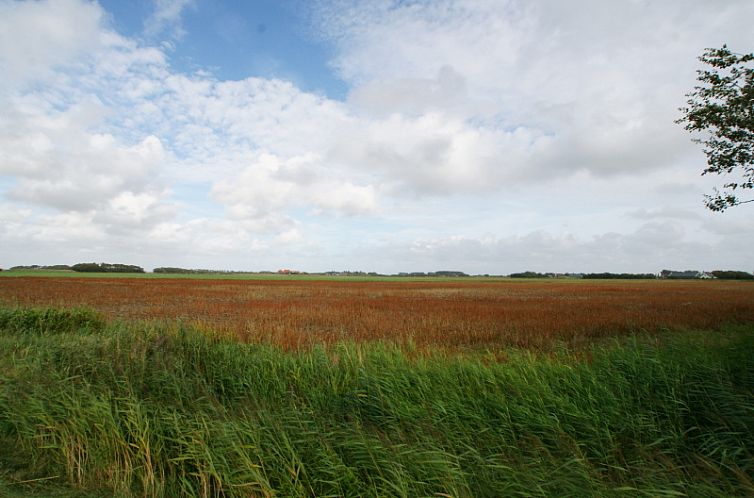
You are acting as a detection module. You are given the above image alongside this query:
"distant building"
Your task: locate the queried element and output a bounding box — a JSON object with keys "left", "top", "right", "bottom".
{"left": 278, "top": 269, "right": 301, "bottom": 274}
{"left": 660, "top": 270, "right": 715, "bottom": 279}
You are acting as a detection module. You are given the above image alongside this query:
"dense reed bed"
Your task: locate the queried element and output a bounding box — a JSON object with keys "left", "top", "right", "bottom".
{"left": 1, "top": 277, "right": 754, "bottom": 349}
{"left": 1, "top": 307, "right": 753, "bottom": 497}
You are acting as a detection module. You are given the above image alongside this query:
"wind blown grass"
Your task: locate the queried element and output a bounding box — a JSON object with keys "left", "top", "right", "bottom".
{"left": 1, "top": 307, "right": 753, "bottom": 497}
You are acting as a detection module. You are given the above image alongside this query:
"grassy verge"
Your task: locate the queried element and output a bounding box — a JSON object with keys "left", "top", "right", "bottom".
{"left": 1, "top": 307, "right": 753, "bottom": 497}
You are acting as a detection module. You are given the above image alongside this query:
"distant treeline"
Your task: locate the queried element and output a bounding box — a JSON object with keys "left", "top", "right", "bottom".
{"left": 583, "top": 273, "right": 657, "bottom": 279}
{"left": 4, "top": 265, "right": 753, "bottom": 280}
{"left": 711, "top": 270, "right": 754, "bottom": 280}
{"left": 9, "top": 265, "right": 72, "bottom": 271}
{"left": 507, "top": 271, "right": 585, "bottom": 279}
{"left": 71, "top": 263, "right": 145, "bottom": 273}
{"left": 324, "top": 271, "right": 381, "bottom": 277}
{"left": 396, "top": 271, "right": 469, "bottom": 278}
{"left": 8, "top": 263, "right": 144, "bottom": 273}
{"left": 508, "top": 271, "right": 550, "bottom": 278}
{"left": 153, "top": 267, "right": 229, "bottom": 274}
{"left": 153, "top": 267, "right": 267, "bottom": 275}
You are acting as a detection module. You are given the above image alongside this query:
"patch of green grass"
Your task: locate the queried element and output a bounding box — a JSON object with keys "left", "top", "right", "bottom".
{"left": 0, "top": 307, "right": 105, "bottom": 335}
{"left": 1, "top": 307, "right": 753, "bottom": 497}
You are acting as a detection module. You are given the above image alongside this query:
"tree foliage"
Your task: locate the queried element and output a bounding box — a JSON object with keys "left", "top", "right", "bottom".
{"left": 710, "top": 270, "right": 754, "bottom": 280}
{"left": 508, "top": 271, "right": 549, "bottom": 279}
{"left": 677, "top": 45, "right": 754, "bottom": 211}
{"left": 583, "top": 273, "right": 656, "bottom": 280}
{"left": 71, "top": 262, "right": 145, "bottom": 273}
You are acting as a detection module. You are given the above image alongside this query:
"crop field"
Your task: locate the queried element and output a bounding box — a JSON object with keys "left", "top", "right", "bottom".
{"left": 0, "top": 276, "right": 753, "bottom": 350}
{"left": 1, "top": 276, "right": 754, "bottom": 497}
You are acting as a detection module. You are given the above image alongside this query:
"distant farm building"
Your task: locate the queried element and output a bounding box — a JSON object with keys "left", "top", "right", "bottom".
{"left": 277, "top": 269, "right": 301, "bottom": 275}
{"left": 660, "top": 270, "right": 715, "bottom": 279}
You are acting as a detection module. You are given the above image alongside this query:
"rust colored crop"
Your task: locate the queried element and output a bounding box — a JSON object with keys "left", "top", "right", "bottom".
{"left": 1, "top": 277, "right": 753, "bottom": 350}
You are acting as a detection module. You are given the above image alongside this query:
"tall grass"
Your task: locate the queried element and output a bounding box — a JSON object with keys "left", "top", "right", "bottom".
{"left": 1, "top": 307, "right": 753, "bottom": 497}
{"left": 0, "top": 307, "right": 104, "bottom": 335}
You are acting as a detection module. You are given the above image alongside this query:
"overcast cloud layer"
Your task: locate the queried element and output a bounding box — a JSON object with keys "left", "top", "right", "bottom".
{"left": 1, "top": 0, "right": 753, "bottom": 273}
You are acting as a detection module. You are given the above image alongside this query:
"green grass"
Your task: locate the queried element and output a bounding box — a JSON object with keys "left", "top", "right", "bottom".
{"left": 0, "top": 307, "right": 105, "bottom": 335}
{"left": 1, "top": 307, "right": 753, "bottom": 497}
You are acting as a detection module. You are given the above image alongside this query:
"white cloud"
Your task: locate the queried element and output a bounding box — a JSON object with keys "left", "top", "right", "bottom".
{"left": 1, "top": 210, "right": 105, "bottom": 244}
{"left": 0, "top": 202, "right": 32, "bottom": 225}
{"left": 211, "top": 153, "right": 377, "bottom": 226}
{"left": 0, "top": 0, "right": 103, "bottom": 89}
{"left": 627, "top": 207, "right": 702, "bottom": 222}
{"left": 314, "top": 0, "right": 754, "bottom": 181}
{"left": 348, "top": 65, "right": 468, "bottom": 117}
{"left": 5, "top": 128, "right": 167, "bottom": 211}
{"left": 144, "top": 0, "right": 195, "bottom": 41}
{"left": 309, "top": 183, "right": 377, "bottom": 216}
{"left": 361, "top": 222, "right": 736, "bottom": 275}
{"left": 0, "top": 0, "right": 177, "bottom": 247}
{"left": 331, "top": 112, "right": 554, "bottom": 194}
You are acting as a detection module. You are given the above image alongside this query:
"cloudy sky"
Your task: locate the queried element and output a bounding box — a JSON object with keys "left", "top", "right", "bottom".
{"left": 1, "top": 0, "right": 753, "bottom": 274}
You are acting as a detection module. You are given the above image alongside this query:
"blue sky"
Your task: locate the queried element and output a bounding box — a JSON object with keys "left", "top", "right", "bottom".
{"left": 1, "top": 0, "right": 753, "bottom": 273}
{"left": 99, "top": 0, "right": 348, "bottom": 98}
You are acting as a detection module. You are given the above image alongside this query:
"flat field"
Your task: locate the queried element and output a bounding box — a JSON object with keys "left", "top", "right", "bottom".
{"left": 1, "top": 275, "right": 753, "bottom": 349}
{"left": 2, "top": 276, "right": 754, "bottom": 496}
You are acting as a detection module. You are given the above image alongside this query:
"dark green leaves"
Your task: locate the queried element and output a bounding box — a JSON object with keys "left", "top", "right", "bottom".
{"left": 677, "top": 46, "right": 754, "bottom": 211}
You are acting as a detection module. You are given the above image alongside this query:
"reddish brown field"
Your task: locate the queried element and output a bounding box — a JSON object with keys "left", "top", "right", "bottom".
{"left": 1, "top": 276, "right": 754, "bottom": 349}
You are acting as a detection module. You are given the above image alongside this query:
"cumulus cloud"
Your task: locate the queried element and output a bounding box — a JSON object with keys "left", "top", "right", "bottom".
{"left": 0, "top": 0, "right": 176, "bottom": 242}
{"left": 313, "top": 0, "right": 754, "bottom": 181}
{"left": 211, "top": 153, "right": 377, "bottom": 225}
{"left": 5, "top": 130, "right": 166, "bottom": 211}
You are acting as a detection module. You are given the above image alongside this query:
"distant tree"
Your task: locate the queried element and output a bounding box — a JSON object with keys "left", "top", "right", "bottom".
{"left": 9, "top": 264, "right": 71, "bottom": 271}
{"left": 711, "top": 270, "right": 754, "bottom": 280}
{"left": 509, "top": 271, "right": 548, "bottom": 278}
{"left": 583, "top": 273, "right": 656, "bottom": 280}
{"left": 104, "top": 263, "right": 144, "bottom": 273}
{"left": 432, "top": 271, "right": 469, "bottom": 277}
{"left": 71, "top": 263, "right": 102, "bottom": 273}
{"left": 153, "top": 267, "right": 222, "bottom": 274}
{"left": 677, "top": 45, "right": 754, "bottom": 211}
{"left": 72, "top": 263, "right": 144, "bottom": 273}
{"left": 153, "top": 267, "right": 190, "bottom": 274}
{"left": 45, "top": 265, "right": 72, "bottom": 271}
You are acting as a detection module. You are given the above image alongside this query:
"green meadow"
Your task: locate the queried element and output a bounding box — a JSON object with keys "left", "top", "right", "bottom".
{"left": 1, "top": 307, "right": 753, "bottom": 497}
